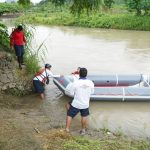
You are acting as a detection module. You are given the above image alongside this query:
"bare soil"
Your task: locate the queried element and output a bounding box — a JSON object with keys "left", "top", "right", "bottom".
{"left": 0, "top": 94, "right": 106, "bottom": 150}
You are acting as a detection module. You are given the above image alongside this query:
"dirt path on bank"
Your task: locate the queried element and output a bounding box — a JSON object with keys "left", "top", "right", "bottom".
{"left": 0, "top": 94, "right": 48, "bottom": 150}
{"left": 0, "top": 94, "right": 106, "bottom": 150}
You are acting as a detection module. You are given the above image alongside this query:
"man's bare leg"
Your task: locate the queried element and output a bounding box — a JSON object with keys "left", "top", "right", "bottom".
{"left": 81, "top": 116, "right": 88, "bottom": 130}
{"left": 66, "top": 116, "right": 72, "bottom": 132}
{"left": 80, "top": 116, "right": 88, "bottom": 135}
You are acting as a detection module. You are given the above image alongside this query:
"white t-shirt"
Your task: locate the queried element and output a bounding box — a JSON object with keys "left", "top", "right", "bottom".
{"left": 66, "top": 78, "right": 94, "bottom": 109}
{"left": 33, "top": 68, "right": 60, "bottom": 82}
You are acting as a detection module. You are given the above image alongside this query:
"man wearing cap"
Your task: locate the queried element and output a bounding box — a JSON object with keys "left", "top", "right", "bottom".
{"left": 33, "top": 64, "right": 60, "bottom": 99}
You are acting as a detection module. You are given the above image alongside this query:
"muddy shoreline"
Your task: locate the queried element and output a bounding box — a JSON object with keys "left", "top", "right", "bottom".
{"left": 1, "top": 86, "right": 150, "bottom": 150}
{"left": 0, "top": 93, "right": 109, "bottom": 150}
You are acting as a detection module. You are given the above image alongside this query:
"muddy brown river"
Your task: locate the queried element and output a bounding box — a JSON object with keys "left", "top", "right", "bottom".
{"left": 2, "top": 18, "right": 150, "bottom": 139}
{"left": 33, "top": 26, "right": 150, "bottom": 139}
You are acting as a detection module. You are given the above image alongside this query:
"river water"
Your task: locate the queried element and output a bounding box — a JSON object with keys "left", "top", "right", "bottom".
{"left": 1, "top": 17, "right": 150, "bottom": 139}
{"left": 32, "top": 26, "right": 150, "bottom": 139}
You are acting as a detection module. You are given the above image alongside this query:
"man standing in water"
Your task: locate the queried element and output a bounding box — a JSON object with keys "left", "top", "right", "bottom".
{"left": 10, "top": 25, "right": 26, "bottom": 69}
{"left": 65, "top": 68, "right": 94, "bottom": 135}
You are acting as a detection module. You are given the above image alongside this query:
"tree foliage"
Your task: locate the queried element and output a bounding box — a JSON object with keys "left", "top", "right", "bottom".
{"left": 70, "top": 0, "right": 103, "bottom": 15}
{"left": 39, "top": 0, "right": 149, "bottom": 16}
{"left": 47, "top": 0, "right": 66, "bottom": 11}
{"left": 46, "top": 0, "right": 116, "bottom": 15}
{"left": 104, "top": 0, "right": 114, "bottom": 9}
{"left": 125, "top": 0, "right": 150, "bottom": 15}
{"left": 40, "top": 0, "right": 116, "bottom": 15}
{"left": 115, "top": 0, "right": 124, "bottom": 4}
{"left": 18, "top": 0, "right": 31, "bottom": 8}
{"left": 50, "top": 0, "right": 66, "bottom": 6}
{"left": 0, "top": 3, "right": 22, "bottom": 16}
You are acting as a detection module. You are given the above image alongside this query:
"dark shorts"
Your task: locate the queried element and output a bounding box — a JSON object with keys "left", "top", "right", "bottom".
{"left": 67, "top": 105, "right": 89, "bottom": 118}
{"left": 33, "top": 80, "right": 44, "bottom": 94}
{"left": 14, "top": 45, "right": 24, "bottom": 56}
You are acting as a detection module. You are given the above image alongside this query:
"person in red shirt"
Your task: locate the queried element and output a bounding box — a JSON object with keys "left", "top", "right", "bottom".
{"left": 10, "top": 25, "right": 26, "bottom": 69}
{"left": 71, "top": 67, "right": 80, "bottom": 75}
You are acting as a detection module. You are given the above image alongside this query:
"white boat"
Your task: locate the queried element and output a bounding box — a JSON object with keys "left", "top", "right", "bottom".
{"left": 53, "top": 74, "right": 150, "bottom": 101}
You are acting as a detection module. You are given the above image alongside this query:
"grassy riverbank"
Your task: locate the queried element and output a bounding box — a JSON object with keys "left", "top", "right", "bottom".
{"left": 17, "top": 3, "right": 150, "bottom": 31}
{"left": 43, "top": 130, "right": 150, "bottom": 150}
{"left": 18, "top": 12, "right": 150, "bottom": 31}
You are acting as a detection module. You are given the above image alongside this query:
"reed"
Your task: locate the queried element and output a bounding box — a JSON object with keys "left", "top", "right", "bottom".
{"left": 0, "top": 22, "right": 10, "bottom": 51}
{"left": 21, "top": 24, "right": 47, "bottom": 74}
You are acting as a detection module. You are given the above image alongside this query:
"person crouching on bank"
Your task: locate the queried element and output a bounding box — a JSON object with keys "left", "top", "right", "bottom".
{"left": 33, "top": 64, "right": 60, "bottom": 99}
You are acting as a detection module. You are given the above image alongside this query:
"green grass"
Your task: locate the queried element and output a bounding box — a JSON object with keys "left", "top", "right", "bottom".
{"left": 17, "top": 11, "right": 150, "bottom": 31}
{"left": 59, "top": 137, "right": 150, "bottom": 150}
{"left": 0, "top": 3, "right": 22, "bottom": 15}
{"left": 0, "top": 22, "right": 10, "bottom": 51}
{"left": 16, "top": 2, "right": 150, "bottom": 31}
{"left": 44, "top": 129, "right": 150, "bottom": 150}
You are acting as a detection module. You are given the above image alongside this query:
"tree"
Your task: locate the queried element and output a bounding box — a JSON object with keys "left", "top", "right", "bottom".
{"left": 18, "top": 0, "right": 31, "bottom": 8}
{"left": 125, "top": 0, "right": 150, "bottom": 15}
{"left": 70, "top": 0, "right": 103, "bottom": 15}
{"left": 141, "top": 0, "right": 150, "bottom": 15}
{"left": 49, "top": 0, "right": 66, "bottom": 11}
{"left": 104, "top": 0, "right": 114, "bottom": 9}
{"left": 50, "top": 0, "right": 66, "bottom": 6}
{"left": 44, "top": 0, "right": 110, "bottom": 15}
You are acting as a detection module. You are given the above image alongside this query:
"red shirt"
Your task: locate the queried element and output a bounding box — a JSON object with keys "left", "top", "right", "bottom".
{"left": 10, "top": 29, "right": 26, "bottom": 47}
{"left": 72, "top": 71, "right": 79, "bottom": 75}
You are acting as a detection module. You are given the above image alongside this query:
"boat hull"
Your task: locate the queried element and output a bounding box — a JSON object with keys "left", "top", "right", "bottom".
{"left": 53, "top": 74, "right": 150, "bottom": 101}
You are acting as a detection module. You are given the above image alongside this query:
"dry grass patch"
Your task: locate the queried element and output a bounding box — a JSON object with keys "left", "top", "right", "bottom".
{"left": 41, "top": 129, "right": 72, "bottom": 150}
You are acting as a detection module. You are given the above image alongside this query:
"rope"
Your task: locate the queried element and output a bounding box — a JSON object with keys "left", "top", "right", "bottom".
{"left": 139, "top": 74, "right": 143, "bottom": 87}
{"left": 116, "top": 74, "right": 118, "bottom": 86}
{"left": 147, "top": 75, "right": 150, "bottom": 86}
{"left": 122, "top": 87, "right": 125, "bottom": 101}
{"left": 143, "top": 74, "right": 150, "bottom": 87}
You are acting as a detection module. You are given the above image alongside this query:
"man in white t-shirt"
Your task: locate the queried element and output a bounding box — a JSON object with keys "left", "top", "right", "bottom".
{"left": 33, "top": 64, "right": 60, "bottom": 99}
{"left": 65, "top": 68, "right": 94, "bottom": 135}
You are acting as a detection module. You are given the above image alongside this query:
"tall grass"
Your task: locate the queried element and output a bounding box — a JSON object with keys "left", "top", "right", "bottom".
{"left": 0, "top": 22, "right": 10, "bottom": 51}
{"left": 20, "top": 24, "right": 47, "bottom": 74}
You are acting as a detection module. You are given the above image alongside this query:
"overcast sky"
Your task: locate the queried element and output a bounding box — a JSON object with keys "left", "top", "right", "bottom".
{"left": 0, "top": 0, "right": 42, "bottom": 3}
